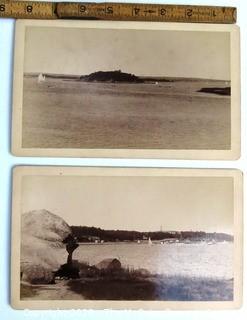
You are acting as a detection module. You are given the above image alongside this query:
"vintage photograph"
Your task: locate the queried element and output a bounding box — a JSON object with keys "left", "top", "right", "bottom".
{"left": 11, "top": 167, "right": 242, "bottom": 309}
{"left": 12, "top": 20, "right": 240, "bottom": 159}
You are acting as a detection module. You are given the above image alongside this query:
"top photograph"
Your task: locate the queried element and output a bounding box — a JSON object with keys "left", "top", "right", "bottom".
{"left": 12, "top": 20, "right": 240, "bottom": 159}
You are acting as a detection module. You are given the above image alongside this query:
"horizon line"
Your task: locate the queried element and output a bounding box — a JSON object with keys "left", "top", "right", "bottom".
{"left": 24, "top": 71, "right": 231, "bottom": 82}
{"left": 70, "top": 225, "right": 233, "bottom": 236}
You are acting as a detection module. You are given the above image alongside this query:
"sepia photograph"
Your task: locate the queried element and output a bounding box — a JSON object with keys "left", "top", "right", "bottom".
{"left": 11, "top": 167, "right": 242, "bottom": 310}
{"left": 12, "top": 20, "right": 240, "bottom": 159}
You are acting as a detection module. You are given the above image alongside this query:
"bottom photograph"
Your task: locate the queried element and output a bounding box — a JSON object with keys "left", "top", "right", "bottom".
{"left": 11, "top": 166, "right": 242, "bottom": 310}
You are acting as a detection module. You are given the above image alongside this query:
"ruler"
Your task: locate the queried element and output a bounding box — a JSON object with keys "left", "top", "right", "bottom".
{"left": 0, "top": 1, "right": 57, "bottom": 19}
{"left": 0, "top": 1, "right": 237, "bottom": 23}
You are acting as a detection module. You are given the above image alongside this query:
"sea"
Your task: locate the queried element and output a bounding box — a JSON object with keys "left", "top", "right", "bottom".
{"left": 71, "top": 241, "right": 233, "bottom": 279}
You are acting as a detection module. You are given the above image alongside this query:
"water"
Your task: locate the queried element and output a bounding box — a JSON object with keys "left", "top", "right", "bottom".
{"left": 22, "top": 77, "right": 231, "bottom": 150}
{"left": 72, "top": 242, "right": 233, "bottom": 279}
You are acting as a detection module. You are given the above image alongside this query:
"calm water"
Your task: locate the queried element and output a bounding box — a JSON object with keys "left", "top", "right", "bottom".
{"left": 71, "top": 242, "right": 233, "bottom": 279}
{"left": 23, "top": 77, "right": 231, "bottom": 149}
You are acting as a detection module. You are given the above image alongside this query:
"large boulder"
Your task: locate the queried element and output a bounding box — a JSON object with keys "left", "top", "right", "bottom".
{"left": 95, "top": 258, "right": 121, "bottom": 271}
{"left": 21, "top": 209, "right": 72, "bottom": 284}
{"left": 21, "top": 209, "right": 71, "bottom": 243}
{"left": 21, "top": 264, "right": 55, "bottom": 284}
{"left": 133, "top": 268, "right": 151, "bottom": 277}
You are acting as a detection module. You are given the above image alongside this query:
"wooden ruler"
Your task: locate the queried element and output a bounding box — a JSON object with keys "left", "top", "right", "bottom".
{"left": 0, "top": 1, "right": 237, "bottom": 23}
{"left": 0, "top": 1, "right": 57, "bottom": 19}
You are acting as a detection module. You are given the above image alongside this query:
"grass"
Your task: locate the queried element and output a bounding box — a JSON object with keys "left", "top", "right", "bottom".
{"left": 68, "top": 278, "right": 156, "bottom": 300}
{"left": 67, "top": 266, "right": 233, "bottom": 301}
{"left": 20, "top": 264, "right": 233, "bottom": 301}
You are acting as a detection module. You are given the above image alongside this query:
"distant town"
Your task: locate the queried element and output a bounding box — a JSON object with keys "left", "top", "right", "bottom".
{"left": 71, "top": 226, "right": 233, "bottom": 244}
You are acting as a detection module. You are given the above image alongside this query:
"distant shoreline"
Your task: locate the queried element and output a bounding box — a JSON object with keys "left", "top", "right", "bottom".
{"left": 71, "top": 226, "right": 233, "bottom": 244}
{"left": 77, "top": 240, "right": 233, "bottom": 245}
{"left": 24, "top": 72, "right": 231, "bottom": 83}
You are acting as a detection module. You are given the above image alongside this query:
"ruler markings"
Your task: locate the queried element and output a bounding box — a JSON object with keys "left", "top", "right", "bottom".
{"left": 0, "top": 1, "right": 56, "bottom": 19}
{"left": 0, "top": 1, "right": 236, "bottom": 23}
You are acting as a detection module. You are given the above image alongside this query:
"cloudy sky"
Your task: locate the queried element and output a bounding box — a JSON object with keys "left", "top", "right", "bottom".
{"left": 22, "top": 175, "right": 233, "bottom": 234}
{"left": 24, "top": 26, "right": 230, "bottom": 80}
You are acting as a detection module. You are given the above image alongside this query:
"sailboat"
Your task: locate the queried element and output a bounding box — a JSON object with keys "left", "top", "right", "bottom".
{"left": 38, "top": 73, "right": 46, "bottom": 83}
{"left": 207, "top": 239, "right": 216, "bottom": 245}
{"left": 148, "top": 237, "right": 152, "bottom": 245}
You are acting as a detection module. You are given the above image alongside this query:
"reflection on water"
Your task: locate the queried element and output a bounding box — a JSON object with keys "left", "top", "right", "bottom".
{"left": 71, "top": 242, "right": 233, "bottom": 279}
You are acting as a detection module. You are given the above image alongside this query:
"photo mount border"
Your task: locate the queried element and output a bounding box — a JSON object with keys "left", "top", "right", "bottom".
{"left": 11, "top": 166, "right": 243, "bottom": 310}
{"left": 11, "top": 20, "right": 241, "bottom": 160}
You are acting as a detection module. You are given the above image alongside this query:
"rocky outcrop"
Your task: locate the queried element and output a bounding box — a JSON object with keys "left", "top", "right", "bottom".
{"left": 54, "top": 263, "right": 80, "bottom": 280}
{"left": 80, "top": 70, "right": 143, "bottom": 83}
{"left": 198, "top": 87, "right": 230, "bottom": 96}
{"left": 21, "top": 209, "right": 71, "bottom": 244}
{"left": 133, "top": 268, "right": 151, "bottom": 277}
{"left": 21, "top": 264, "right": 55, "bottom": 284}
{"left": 21, "top": 210, "right": 74, "bottom": 284}
{"left": 95, "top": 258, "right": 121, "bottom": 271}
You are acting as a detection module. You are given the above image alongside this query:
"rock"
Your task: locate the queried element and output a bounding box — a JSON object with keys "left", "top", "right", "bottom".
{"left": 95, "top": 258, "right": 121, "bottom": 270}
{"left": 197, "top": 86, "right": 230, "bottom": 96}
{"left": 80, "top": 70, "right": 143, "bottom": 83}
{"left": 22, "top": 209, "right": 71, "bottom": 244}
{"left": 54, "top": 263, "right": 80, "bottom": 280}
{"left": 21, "top": 264, "right": 55, "bottom": 284}
{"left": 64, "top": 234, "right": 79, "bottom": 265}
{"left": 79, "top": 265, "right": 99, "bottom": 278}
{"left": 21, "top": 210, "right": 72, "bottom": 284}
{"left": 133, "top": 268, "right": 151, "bottom": 277}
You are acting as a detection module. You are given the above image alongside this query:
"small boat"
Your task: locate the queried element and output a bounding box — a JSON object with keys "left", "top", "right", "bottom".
{"left": 38, "top": 73, "right": 46, "bottom": 83}
{"left": 137, "top": 240, "right": 141, "bottom": 244}
{"left": 148, "top": 237, "right": 152, "bottom": 245}
{"left": 207, "top": 240, "right": 216, "bottom": 245}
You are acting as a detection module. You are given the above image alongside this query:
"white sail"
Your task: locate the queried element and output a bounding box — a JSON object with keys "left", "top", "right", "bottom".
{"left": 38, "top": 73, "right": 46, "bottom": 83}
{"left": 207, "top": 239, "right": 216, "bottom": 245}
{"left": 148, "top": 237, "right": 152, "bottom": 245}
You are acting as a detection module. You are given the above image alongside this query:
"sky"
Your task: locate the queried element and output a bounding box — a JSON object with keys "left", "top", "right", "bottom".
{"left": 24, "top": 26, "right": 230, "bottom": 80}
{"left": 21, "top": 175, "right": 233, "bottom": 234}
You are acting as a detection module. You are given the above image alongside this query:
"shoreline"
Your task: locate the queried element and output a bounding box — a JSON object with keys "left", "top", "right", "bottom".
{"left": 21, "top": 275, "right": 233, "bottom": 301}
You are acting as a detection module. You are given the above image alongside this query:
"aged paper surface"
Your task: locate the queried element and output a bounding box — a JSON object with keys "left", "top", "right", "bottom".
{"left": 12, "top": 20, "right": 240, "bottom": 159}
{"left": 11, "top": 166, "right": 243, "bottom": 309}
